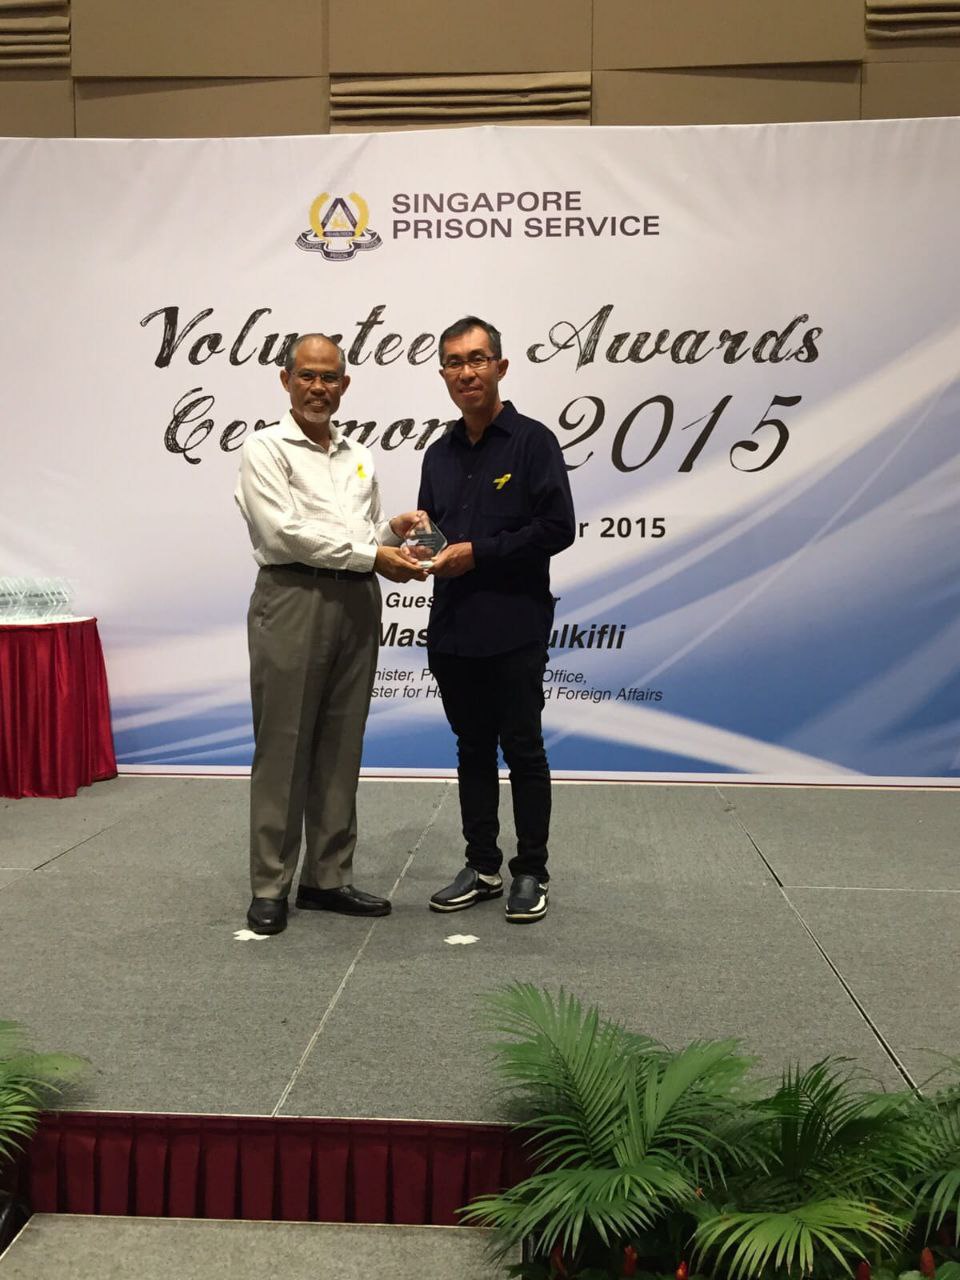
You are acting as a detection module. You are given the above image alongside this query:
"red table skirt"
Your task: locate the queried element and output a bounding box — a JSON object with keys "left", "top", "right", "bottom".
{"left": 22, "top": 1111, "right": 530, "bottom": 1224}
{"left": 0, "top": 618, "right": 117, "bottom": 798}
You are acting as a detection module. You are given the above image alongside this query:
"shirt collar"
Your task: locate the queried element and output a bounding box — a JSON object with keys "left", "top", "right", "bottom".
{"left": 452, "top": 400, "right": 517, "bottom": 444}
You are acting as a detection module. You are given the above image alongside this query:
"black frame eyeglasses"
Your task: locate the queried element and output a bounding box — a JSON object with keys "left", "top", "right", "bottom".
{"left": 440, "top": 353, "right": 498, "bottom": 374}
{"left": 294, "top": 370, "right": 343, "bottom": 386}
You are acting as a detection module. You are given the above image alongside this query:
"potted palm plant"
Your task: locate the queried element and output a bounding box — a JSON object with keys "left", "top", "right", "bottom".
{"left": 0, "top": 1020, "right": 85, "bottom": 1254}
{"left": 464, "top": 984, "right": 960, "bottom": 1280}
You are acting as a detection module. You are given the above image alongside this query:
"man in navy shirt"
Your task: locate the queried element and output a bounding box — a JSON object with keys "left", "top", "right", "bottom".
{"left": 418, "top": 316, "right": 575, "bottom": 923}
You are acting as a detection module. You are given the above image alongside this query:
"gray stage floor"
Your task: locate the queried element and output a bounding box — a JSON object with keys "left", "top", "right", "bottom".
{"left": 0, "top": 777, "right": 958, "bottom": 1119}
{"left": 0, "top": 1215, "right": 516, "bottom": 1279}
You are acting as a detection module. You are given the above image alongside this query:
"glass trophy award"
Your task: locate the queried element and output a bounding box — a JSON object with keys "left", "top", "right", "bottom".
{"left": 0, "top": 577, "right": 16, "bottom": 622}
{"left": 0, "top": 576, "right": 76, "bottom": 621}
{"left": 404, "top": 515, "right": 447, "bottom": 570}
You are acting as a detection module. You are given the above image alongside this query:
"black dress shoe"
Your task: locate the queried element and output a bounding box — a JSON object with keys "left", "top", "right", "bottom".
{"left": 295, "top": 884, "right": 391, "bottom": 917}
{"left": 247, "top": 897, "right": 288, "bottom": 935}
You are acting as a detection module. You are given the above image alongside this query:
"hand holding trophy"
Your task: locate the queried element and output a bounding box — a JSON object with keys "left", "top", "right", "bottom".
{"left": 404, "top": 513, "right": 448, "bottom": 571}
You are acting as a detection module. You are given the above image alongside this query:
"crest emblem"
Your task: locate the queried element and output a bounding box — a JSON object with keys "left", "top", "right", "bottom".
{"left": 296, "top": 191, "right": 382, "bottom": 262}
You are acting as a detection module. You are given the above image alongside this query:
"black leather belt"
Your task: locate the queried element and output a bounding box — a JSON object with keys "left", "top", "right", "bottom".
{"left": 269, "top": 562, "right": 374, "bottom": 582}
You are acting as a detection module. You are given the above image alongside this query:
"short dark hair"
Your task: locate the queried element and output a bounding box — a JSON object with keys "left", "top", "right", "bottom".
{"left": 438, "top": 316, "right": 502, "bottom": 363}
{"left": 285, "top": 332, "right": 347, "bottom": 375}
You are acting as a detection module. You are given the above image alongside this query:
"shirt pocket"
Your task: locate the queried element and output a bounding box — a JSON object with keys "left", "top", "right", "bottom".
{"left": 478, "top": 477, "right": 527, "bottom": 530}
{"left": 345, "top": 458, "right": 375, "bottom": 509}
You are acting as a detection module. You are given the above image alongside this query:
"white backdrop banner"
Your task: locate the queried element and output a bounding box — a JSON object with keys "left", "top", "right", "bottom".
{"left": 2, "top": 120, "right": 959, "bottom": 782}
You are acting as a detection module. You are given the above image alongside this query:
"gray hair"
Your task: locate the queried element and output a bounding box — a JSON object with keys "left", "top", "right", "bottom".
{"left": 285, "top": 332, "right": 347, "bottom": 375}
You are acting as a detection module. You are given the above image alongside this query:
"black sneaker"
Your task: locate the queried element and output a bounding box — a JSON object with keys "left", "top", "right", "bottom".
{"left": 505, "top": 874, "right": 548, "bottom": 924}
{"left": 429, "top": 867, "right": 503, "bottom": 913}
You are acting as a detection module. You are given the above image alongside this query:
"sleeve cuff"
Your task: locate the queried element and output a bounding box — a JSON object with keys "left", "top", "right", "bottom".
{"left": 377, "top": 519, "right": 402, "bottom": 547}
{"left": 349, "top": 543, "right": 379, "bottom": 573}
{"left": 470, "top": 537, "right": 496, "bottom": 566}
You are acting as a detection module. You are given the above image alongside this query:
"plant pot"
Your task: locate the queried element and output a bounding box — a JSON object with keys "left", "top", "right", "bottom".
{"left": 0, "top": 1191, "right": 28, "bottom": 1257}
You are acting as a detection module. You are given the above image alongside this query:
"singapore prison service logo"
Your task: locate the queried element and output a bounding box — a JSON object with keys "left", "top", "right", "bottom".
{"left": 296, "top": 191, "right": 382, "bottom": 262}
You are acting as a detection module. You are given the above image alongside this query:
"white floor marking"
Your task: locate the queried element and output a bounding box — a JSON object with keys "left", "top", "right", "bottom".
{"left": 233, "top": 928, "right": 271, "bottom": 942}
{"left": 786, "top": 884, "right": 960, "bottom": 894}
{"left": 444, "top": 934, "right": 478, "bottom": 945}
{"left": 270, "top": 785, "right": 452, "bottom": 1118}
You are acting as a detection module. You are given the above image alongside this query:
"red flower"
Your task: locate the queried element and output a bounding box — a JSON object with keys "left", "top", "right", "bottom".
{"left": 856, "top": 1261, "right": 871, "bottom": 1280}
{"left": 676, "top": 1261, "right": 689, "bottom": 1280}
{"left": 549, "top": 1245, "right": 568, "bottom": 1277}
{"left": 622, "top": 1245, "right": 639, "bottom": 1277}
{"left": 920, "top": 1248, "right": 936, "bottom": 1278}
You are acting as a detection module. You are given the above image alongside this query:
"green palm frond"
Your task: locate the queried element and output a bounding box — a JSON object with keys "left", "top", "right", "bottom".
{"left": 618, "top": 1040, "right": 756, "bottom": 1185}
{"left": 485, "top": 983, "right": 656, "bottom": 1102}
{"left": 485, "top": 985, "right": 651, "bottom": 1167}
{"left": 918, "top": 1165, "right": 960, "bottom": 1242}
{"left": 767, "top": 1060, "right": 873, "bottom": 1176}
{"left": 0, "top": 1020, "right": 87, "bottom": 1168}
{"left": 485, "top": 986, "right": 661, "bottom": 1055}
{"left": 751, "top": 1059, "right": 923, "bottom": 1205}
{"left": 485, "top": 986, "right": 755, "bottom": 1184}
{"left": 0, "top": 1054, "right": 87, "bottom": 1093}
{"left": 911, "top": 1141, "right": 960, "bottom": 1239}
{"left": 0, "top": 1022, "right": 86, "bottom": 1090}
{"left": 912, "top": 1088, "right": 960, "bottom": 1241}
{"left": 916, "top": 1054, "right": 960, "bottom": 1095}
{"left": 639, "top": 1040, "right": 745, "bottom": 1143}
{"left": 465, "top": 1158, "right": 695, "bottom": 1257}
{"left": 0, "top": 1087, "right": 42, "bottom": 1162}
{"left": 476, "top": 986, "right": 766, "bottom": 1263}
{"left": 693, "top": 1198, "right": 907, "bottom": 1280}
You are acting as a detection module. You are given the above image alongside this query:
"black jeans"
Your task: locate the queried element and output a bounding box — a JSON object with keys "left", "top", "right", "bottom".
{"left": 429, "top": 643, "right": 551, "bottom": 882}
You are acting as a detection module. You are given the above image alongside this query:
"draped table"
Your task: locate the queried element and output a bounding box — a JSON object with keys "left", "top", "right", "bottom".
{"left": 0, "top": 617, "right": 117, "bottom": 798}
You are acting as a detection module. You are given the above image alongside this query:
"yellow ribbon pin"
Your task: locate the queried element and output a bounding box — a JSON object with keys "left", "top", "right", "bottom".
{"left": 493, "top": 473, "right": 512, "bottom": 489}
{"left": 357, "top": 463, "right": 367, "bottom": 479}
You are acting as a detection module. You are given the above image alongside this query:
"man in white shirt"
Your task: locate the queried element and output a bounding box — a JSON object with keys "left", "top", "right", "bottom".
{"left": 236, "top": 333, "right": 425, "bottom": 936}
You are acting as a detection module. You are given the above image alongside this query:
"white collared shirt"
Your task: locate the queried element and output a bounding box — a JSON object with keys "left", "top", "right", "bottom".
{"left": 235, "top": 412, "right": 397, "bottom": 573}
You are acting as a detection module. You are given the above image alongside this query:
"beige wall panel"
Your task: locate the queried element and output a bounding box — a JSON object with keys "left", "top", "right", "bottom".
{"left": 594, "top": 0, "right": 863, "bottom": 70}
{"left": 330, "top": 0, "right": 590, "bottom": 74}
{"left": 0, "top": 73, "right": 73, "bottom": 136}
{"left": 333, "top": 116, "right": 590, "bottom": 132}
{"left": 75, "top": 78, "right": 329, "bottom": 138}
{"left": 594, "top": 67, "right": 861, "bottom": 126}
{"left": 862, "top": 61, "right": 960, "bottom": 118}
{"left": 73, "top": 0, "right": 326, "bottom": 78}
{"left": 864, "top": 45, "right": 960, "bottom": 63}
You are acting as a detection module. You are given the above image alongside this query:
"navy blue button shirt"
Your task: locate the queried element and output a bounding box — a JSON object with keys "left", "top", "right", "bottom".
{"left": 417, "top": 400, "right": 576, "bottom": 657}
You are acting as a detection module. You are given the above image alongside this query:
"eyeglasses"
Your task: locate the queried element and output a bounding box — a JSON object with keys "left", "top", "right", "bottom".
{"left": 295, "top": 370, "right": 343, "bottom": 386}
{"left": 440, "top": 353, "right": 498, "bottom": 374}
